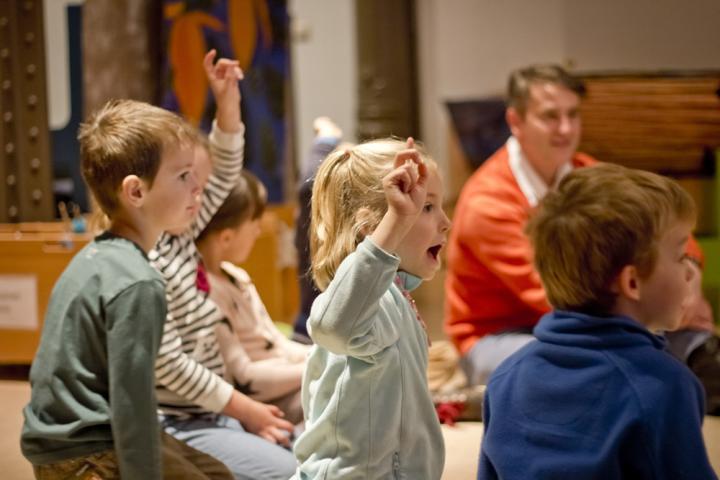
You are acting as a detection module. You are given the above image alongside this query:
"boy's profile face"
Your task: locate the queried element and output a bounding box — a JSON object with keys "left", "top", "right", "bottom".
{"left": 165, "top": 145, "right": 209, "bottom": 236}
{"left": 634, "top": 219, "right": 695, "bottom": 332}
{"left": 194, "top": 144, "right": 212, "bottom": 191}
{"left": 144, "top": 145, "right": 202, "bottom": 233}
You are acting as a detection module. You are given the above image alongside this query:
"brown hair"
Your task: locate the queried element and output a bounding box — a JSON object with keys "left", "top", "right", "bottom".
{"left": 507, "top": 64, "right": 586, "bottom": 116}
{"left": 310, "top": 138, "right": 436, "bottom": 291}
{"left": 526, "top": 163, "right": 695, "bottom": 315}
{"left": 78, "top": 99, "right": 197, "bottom": 216}
{"left": 197, "top": 170, "right": 267, "bottom": 241}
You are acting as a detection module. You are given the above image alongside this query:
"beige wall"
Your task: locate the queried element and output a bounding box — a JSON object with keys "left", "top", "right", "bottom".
{"left": 565, "top": 0, "right": 720, "bottom": 71}
{"left": 416, "top": 0, "right": 720, "bottom": 174}
{"left": 289, "top": 0, "right": 357, "bottom": 167}
{"left": 417, "top": 0, "right": 566, "bottom": 179}
{"left": 288, "top": 0, "right": 720, "bottom": 199}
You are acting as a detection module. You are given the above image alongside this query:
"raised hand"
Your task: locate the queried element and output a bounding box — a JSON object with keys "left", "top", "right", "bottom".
{"left": 383, "top": 137, "right": 428, "bottom": 218}
{"left": 369, "top": 138, "right": 429, "bottom": 254}
{"left": 202, "top": 49, "right": 243, "bottom": 132}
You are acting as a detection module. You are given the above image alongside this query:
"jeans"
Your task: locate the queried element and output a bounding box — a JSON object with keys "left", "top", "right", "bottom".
{"left": 161, "top": 414, "right": 297, "bottom": 480}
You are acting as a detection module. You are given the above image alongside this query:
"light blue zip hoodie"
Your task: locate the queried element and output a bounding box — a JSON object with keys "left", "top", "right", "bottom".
{"left": 292, "top": 237, "right": 445, "bottom": 479}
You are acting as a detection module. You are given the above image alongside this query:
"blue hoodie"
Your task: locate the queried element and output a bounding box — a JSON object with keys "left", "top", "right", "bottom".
{"left": 478, "top": 310, "right": 716, "bottom": 480}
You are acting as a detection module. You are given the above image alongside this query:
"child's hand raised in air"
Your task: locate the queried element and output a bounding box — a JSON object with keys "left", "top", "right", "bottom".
{"left": 383, "top": 138, "right": 428, "bottom": 218}
{"left": 370, "top": 138, "right": 429, "bottom": 254}
{"left": 203, "top": 49, "right": 243, "bottom": 133}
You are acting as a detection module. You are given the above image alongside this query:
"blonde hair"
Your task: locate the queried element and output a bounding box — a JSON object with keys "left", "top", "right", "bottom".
{"left": 78, "top": 99, "right": 198, "bottom": 216}
{"left": 310, "top": 138, "right": 435, "bottom": 291}
{"left": 526, "top": 163, "right": 696, "bottom": 315}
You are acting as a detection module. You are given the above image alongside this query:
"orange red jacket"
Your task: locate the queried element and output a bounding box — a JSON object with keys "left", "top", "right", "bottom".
{"left": 444, "top": 145, "right": 596, "bottom": 355}
{"left": 444, "top": 145, "right": 707, "bottom": 355}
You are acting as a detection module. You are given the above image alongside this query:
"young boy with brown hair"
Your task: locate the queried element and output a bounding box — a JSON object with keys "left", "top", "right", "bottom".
{"left": 20, "top": 55, "right": 238, "bottom": 479}
{"left": 478, "top": 163, "right": 717, "bottom": 480}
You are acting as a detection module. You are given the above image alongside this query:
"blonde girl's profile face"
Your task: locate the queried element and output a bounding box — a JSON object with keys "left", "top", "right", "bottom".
{"left": 395, "top": 168, "right": 451, "bottom": 280}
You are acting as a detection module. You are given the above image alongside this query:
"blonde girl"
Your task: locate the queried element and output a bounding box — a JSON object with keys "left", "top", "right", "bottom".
{"left": 291, "top": 138, "right": 451, "bottom": 480}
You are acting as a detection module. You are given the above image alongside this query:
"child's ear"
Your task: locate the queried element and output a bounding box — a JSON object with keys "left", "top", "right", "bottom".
{"left": 219, "top": 228, "right": 235, "bottom": 248}
{"left": 613, "top": 265, "right": 641, "bottom": 301}
{"left": 119, "top": 175, "right": 146, "bottom": 207}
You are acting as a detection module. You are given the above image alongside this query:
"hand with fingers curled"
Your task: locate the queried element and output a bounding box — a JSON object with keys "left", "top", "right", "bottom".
{"left": 202, "top": 49, "right": 244, "bottom": 133}
{"left": 382, "top": 137, "right": 428, "bottom": 218}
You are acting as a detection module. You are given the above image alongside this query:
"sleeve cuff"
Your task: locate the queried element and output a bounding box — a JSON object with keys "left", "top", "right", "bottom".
{"left": 209, "top": 120, "right": 245, "bottom": 152}
{"left": 204, "top": 379, "right": 235, "bottom": 413}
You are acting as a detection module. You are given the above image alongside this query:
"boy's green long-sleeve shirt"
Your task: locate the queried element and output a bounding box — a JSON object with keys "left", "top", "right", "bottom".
{"left": 21, "top": 233, "right": 166, "bottom": 479}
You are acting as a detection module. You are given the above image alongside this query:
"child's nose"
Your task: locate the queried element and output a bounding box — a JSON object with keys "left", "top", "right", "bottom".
{"left": 190, "top": 172, "right": 202, "bottom": 195}
{"left": 440, "top": 210, "right": 451, "bottom": 233}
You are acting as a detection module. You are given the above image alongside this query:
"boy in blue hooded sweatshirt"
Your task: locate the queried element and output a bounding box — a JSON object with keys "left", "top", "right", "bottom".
{"left": 478, "top": 163, "right": 717, "bottom": 480}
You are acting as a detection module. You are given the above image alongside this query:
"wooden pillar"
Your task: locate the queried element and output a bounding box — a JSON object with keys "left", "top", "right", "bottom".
{"left": 0, "top": 0, "right": 53, "bottom": 222}
{"left": 82, "top": 1, "right": 162, "bottom": 115}
{"left": 355, "top": 0, "right": 419, "bottom": 141}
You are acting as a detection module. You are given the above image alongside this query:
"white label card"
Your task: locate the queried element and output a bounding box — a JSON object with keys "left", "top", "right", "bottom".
{"left": 0, "top": 275, "right": 39, "bottom": 330}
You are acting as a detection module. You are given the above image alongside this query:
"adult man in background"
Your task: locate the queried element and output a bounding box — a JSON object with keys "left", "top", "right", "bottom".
{"left": 444, "top": 64, "right": 719, "bottom": 413}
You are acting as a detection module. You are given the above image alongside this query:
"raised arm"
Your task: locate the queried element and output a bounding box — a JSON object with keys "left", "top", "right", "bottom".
{"left": 370, "top": 138, "right": 427, "bottom": 254}
{"left": 204, "top": 49, "right": 243, "bottom": 133}
{"left": 191, "top": 50, "right": 246, "bottom": 238}
{"left": 308, "top": 237, "right": 403, "bottom": 358}
{"left": 310, "top": 139, "right": 428, "bottom": 357}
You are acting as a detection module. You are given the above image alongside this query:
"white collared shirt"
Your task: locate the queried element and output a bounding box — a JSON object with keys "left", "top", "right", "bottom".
{"left": 506, "top": 136, "right": 573, "bottom": 207}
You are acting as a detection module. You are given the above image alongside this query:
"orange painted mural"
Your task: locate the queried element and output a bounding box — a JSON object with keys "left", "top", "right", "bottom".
{"left": 162, "top": 0, "right": 288, "bottom": 201}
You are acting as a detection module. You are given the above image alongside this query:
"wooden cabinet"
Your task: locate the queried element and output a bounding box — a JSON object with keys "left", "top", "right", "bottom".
{"left": 0, "top": 207, "right": 300, "bottom": 365}
{"left": 0, "top": 229, "right": 90, "bottom": 363}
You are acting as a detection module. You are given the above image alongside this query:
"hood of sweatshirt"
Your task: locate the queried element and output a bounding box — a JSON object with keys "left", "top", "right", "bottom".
{"left": 533, "top": 309, "right": 667, "bottom": 351}
{"left": 395, "top": 270, "right": 422, "bottom": 292}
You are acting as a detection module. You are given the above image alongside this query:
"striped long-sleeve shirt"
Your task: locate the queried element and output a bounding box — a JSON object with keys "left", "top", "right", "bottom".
{"left": 150, "top": 122, "right": 244, "bottom": 416}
